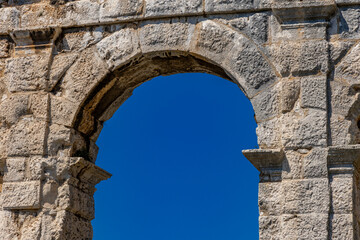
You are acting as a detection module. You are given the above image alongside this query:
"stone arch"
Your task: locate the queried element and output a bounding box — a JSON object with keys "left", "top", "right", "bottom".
{"left": 48, "top": 18, "right": 280, "bottom": 161}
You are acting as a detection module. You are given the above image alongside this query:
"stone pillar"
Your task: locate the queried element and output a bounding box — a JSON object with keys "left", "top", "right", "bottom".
{"left": 328, "top": 145, "right": 360, "bottom": 239}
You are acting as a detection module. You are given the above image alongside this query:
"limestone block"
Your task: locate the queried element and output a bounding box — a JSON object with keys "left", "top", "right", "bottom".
{"left": 251, "top": 83, "right": 279, "bottom": 122}
{"left": 281, "top": 213, "right": 328, "bottom": 239}
{"left": 96, "top": 27, "right": 141, "bottom": 70}
{"left": 282, "top": 150, "right": 302, "bottom": 180}
{"left": 29, "top": 93, "right": 49, "bottom": 120}
{"left": 0, "top": 39, "right": 10, "bottom": 58}
{"left": 4, "top": 55, "right": 49, "bottom": 92}
{"left": 280, "top": 78, "right": 300, "bottom": 113}
{"left": 99, "top": 0, "right": 143, "bottom": 21}
{"left": 329, "top": 41, "right": 355, "bottom": 66}
{"left": 8, "top": 117, "right": 47, "bottom": 156}
{"left": 271, "top": 17, "right": 327, "bottom": 42}
{"left": 330, "top": 177, "right": 353, "bottom": 213}
{"left": 57, "top": 28, "right": 104, "bottom": 52}
{"left": 258, "top": 182, "right": 282, "bottom": 215}
{"left": 256, "top": 118, "right": 281, "bottom": 148}
{"left": 281, "top": 109, "right": 327, "bottom": 148}
{"left": 58, "top": 0, "right": 100, "bottom": 27}
{"left": 226, "top": 37, "right": 277, "bottom": 98}
{"left": 0, "top": 7, "right": 19, "bottom": 34}
{"left": 2, "top": 181, "right": 41, "bottom": 210}
{"left": 62, "top": 48, "right": 109, "bottom": 103}
{"left": 205, "top": 0, "right": 270, "bottom": 13}
{"left": 0, "top": 94, "right": 29, "bottom": 125}
{"left": 57, "top": 183, "right": 95, "bottom": 220}
{"left": 0, "top": 126, "right": 9, "bottom": 159}
{"left": 269, "top": 40, "right": 328, "bottom": 77}
{"left": 330, "top": 214, "right": 353, "bottom": 240}
{"left": 20, "top": 4, "right": 56, "bottom": 29}
{"left": 144, "top": 0, "right": 202, "bottom": 18}
{"left": 19, "top": 213, "right": 42, "bottom": 240}
{"left": 339, "top": 7, "right": 360, "bottom": 39}
{"left": 303, "top": 148, "right": 328, "bottom": 178}
{"left": 0, "top": 210, "right": 18, "bottom": 240}
{"left": 49, "top": 53, "right": 78, "bottom": 91}
{"left": 335, "top": 42, "right": 360, "bottom": 85}
{"left": 300, "top": 75, "right": 327, "bottom": 110}
{"left": 139, "top": 19, "right": 196, "bottom": 54}
{"left": 3, "top": 158, "right": 26, "bottom": 182}
{"left": 227, "top": 13, "right": 269, "bottom": 44}
{"left": 56, "top": 210, "right": 93, "bottom": 240}
{"left": 330, "top": 114, "right": 352, "bottom": 145}
{"left": 47, "top": 124, "right": 86, "bottom": 157}
{"left": 50, "top": 96, "right": 77, "bottom": 127}
{"left": 331, "top": 81, "right": 355, "bottom": 116}
{"left": 282, "top": 178, "right": 330, "bottom": 214}
{"left": 27, "top": 156, "right": 43, "bottom": 181}
{"left": 259, "top": 216, "right": 281, "bottom": 240}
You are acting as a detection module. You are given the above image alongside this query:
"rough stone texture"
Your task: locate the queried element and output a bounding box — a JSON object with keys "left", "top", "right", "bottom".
{"left": 0, "top": 1, "right": 359, "bottom": 239}
{"left": 1, "top": 181, "right": 41, "bottom": 210}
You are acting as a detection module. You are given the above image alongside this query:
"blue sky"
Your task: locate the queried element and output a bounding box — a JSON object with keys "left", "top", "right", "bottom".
{"left": 92, "top": 73, "right": 259, "bottom": 239}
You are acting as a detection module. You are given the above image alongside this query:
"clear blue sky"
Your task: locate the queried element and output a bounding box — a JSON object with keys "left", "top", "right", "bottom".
{"left": 92, "top": 73, "right": 259, "bottom": 239}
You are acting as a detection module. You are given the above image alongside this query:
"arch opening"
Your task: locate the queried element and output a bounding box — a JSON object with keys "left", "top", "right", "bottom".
{"left": 91, "top": 72, "right": 259, "bottom": 239}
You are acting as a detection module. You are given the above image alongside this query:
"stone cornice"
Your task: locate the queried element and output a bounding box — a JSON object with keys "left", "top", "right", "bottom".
{"left": 328, "top": 145, "right": 360, "bottom": 174}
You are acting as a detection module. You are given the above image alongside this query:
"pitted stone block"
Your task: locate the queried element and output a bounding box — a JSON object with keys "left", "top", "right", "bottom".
{"left": 2, "top": 181, "right": 41, "bottom": 210}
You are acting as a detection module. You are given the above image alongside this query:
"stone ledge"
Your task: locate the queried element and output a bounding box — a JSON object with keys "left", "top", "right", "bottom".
{"left": 328, "top": 145, "right": 360, "bottom": 174}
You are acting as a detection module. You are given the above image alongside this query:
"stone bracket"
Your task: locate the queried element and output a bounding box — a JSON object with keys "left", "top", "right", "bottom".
{"left": 272, "top": 0, "right": 337, "bottom": 23}
{"left": 328, "top": 145, "right": 360, "bottom": 174}
{"left": 242, "top": 148, "right": 284, "bottom": 182}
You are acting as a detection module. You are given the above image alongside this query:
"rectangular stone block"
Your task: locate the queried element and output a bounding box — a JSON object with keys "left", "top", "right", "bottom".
{"left": 339, "top": 7, "right": 360, "bottom": 39}
{"left": 330, "top": 176, "right": 353, "bottom": 213}
{"left": 259, "top": 216, "right": 281, "bottom": 240}
{"left": 256, "top": 118, "right": 281, "bottom": 149}
{"left": 330, "top": 214, "right": 353, "bottom": 239}
{"left": 269, "top": 40, "right": 328, "bottom": 77}
{"left": 281, "top": 213, "right": 328, "bottom": 240}
{"left": 3, "top": 158, "right": 26, "bottom": 182}
{"left": 144, "top": 0, "right": 202, "bottom": 17}
{"left": 2, "top": 181, "right": 41, "bottom": 210}
{"left": 58, "top": 183, "right": 95, "bottom": 220}
{"left": 0, "top": 39, "right": 10, "bottom": 58}
{"left": 58, "top": 0, "right": 100, "bottom": 27}
{"left": 0, "top": 7, "right": 19, "bottom": 35}
{"left": 4, "top": 55, "right": 49, "bottom": 92}
{"left": 303, "top": 148, "right": 328, "bottom": 178}
{"left": 259, "top": 182, "right": 282, "bottom": 215}
{"left": 250, "top": 83, "right": 279, "bottom": 122}
{"left": 301, "top": 76, "right": 327, "bottom": 110}
{"left": 7, "top": 118, "right": 47, "bottom": 156}
{"left": 139, "top": 19, "right": 196, "bottom": 54}
{"left": 281, "top": 109, "right": 327, "bottom": 148}
{"left": 282, "top": 150, "right": 302, "bottom": 180}
{"left": 205, "top": 0, "right": 271, "bottom": 13}
{"left": 100, "top": 0, "right": 143, "bottom": 21}
{"left": 282, "top": 178, "right": 330, "bottom": 214}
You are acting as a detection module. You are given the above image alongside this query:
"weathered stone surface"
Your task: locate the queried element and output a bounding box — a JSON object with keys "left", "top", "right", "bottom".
{"left": 331, "top": 177, "right": 353, "bottom": 213}
{"left": 0, "top": 7, "right": 19, "bottom": 34}
{"left": 100, "top": 0, "right": 143, "bottom": 21}
{"left": 62, "top": 48, "right": 108, "bottom": 103}
{"left": 96, "top": 26, "right": 140, "bottom": 70}
{"left": 251, "top": 83, "right": 279, "bottom": 122}
{"left": 56, "top": 28, "right": 104, "bottom": 52}
{"left": 58, "top": 0, "right": 100, "bottom": 27}
{"left": 3, "top": 157, "right": 25, "bottom": 182}
{"left": 256, "top": 118, "right": 281, "bottom": 148}
{"left": 49, "top": 53, "right": 78, "bottom": 91}
{"left": 282, "top": 178, "right": 330, "bottom": 214}
{"left": 226, "top": 13, "right": 269, "bottom": 44}
{"left": 330, "top": 214, "right": 353, "bottom": 240}
{"left": 20, "top": 4, "right": 56, "bottom": 29}
{"left": 50, "top": 96, "right": 77, "bottom": 127}
{"left": 145, "top": 0, "right": 202, "bottom": 17}
{"left": 205, "top": 0, "right": 270, "bottom": 13}
{"left": 2, "top": 181, "right": 41, "bottom": 210}
{"left": 8, "top": 118, "right": 47, "bottom": 156}
{"left": 335, "top": 42, "right": 360, "bottom": 85}
{"left": 0, "top": 94, "right": 29, "bottom": 125}
{"left": 280, "top": 78, "right": 300, "bottom": 113}
{"left": 0, "top": 39, "right": 10, "bottom": 58}
{"left": 259, "top": 216, "right": 281, "bottom": 240}
{"left": 4, "top": 55, "right": 49, "bottom": 92}
{"left": 303, "top": 148, "right": 328, "bottom": 178}
{"left": 259, "top": 182, "right": 282, "bottom": 215}
{"left": 300, "top": 75, "right": 327, "bottom": 110}
{"left": 269, "top": 40, "right": 328, "bottom": 77}
{"left": 140, "top": 19, "right": 196, "bottom": 54}
{"left": 281, "top": 214, "right": 328, "bottom": 240}
{"left": 339, "top": 7, "right": 360, "bottom": 39}
{"left": 282, "top": 150, "right": 302, "bottom": 180}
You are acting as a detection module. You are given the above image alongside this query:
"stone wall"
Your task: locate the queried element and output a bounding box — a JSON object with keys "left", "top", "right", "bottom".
{"left": 0, "top": 0, "right": 360, "bottom": 239}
